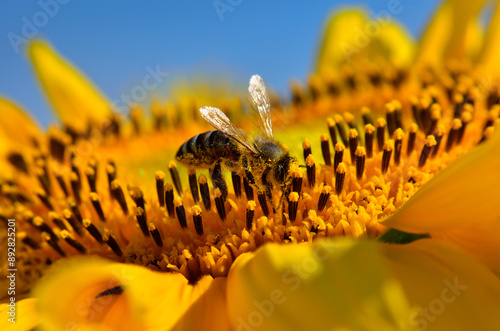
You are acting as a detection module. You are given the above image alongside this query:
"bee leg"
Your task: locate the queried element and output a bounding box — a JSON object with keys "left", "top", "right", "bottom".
{"left": 211, "top": 160, "right": 228, "bottom": 201}
{"left": 241, "top": 156, "right": 256, "bottom": 185}
{"left": 261, "top": 171, "right": 275, "bottom": 213}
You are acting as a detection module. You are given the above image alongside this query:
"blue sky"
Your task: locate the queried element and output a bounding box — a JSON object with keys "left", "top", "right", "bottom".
{"left": 0, "top": 0, "right": 440, "bottom": 128}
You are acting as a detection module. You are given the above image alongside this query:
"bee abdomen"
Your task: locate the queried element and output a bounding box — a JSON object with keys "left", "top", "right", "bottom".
{"left": 176, "top": 130, "right": 241, "bottom": 167}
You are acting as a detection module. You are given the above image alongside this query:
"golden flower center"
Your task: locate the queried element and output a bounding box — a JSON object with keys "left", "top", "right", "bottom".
{"left": 0, "top": 62, "right": 494, "bottom": 293}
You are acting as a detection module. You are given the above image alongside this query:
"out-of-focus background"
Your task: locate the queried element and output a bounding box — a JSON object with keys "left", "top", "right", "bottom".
{"left": 0, "top": 0, "right": 440, "bottom": 128}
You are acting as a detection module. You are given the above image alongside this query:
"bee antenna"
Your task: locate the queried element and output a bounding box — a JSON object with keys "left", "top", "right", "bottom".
{"left": 298, "top": 164, "right": 307, "bottom": 168}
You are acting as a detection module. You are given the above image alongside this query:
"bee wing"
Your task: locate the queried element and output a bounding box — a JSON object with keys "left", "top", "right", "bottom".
{"left": 199, "top": 106, "right": 258, "bottom": 154}
{"left": 248, "top": 74, "right": 274, "bottom": 140}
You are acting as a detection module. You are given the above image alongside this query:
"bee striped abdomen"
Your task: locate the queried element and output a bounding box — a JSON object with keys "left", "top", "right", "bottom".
{"left": 176, "top": 130, "right": 241, "bottom": 167}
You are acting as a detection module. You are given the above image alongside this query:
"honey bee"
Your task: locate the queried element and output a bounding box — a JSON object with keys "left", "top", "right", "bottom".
{"left": 176, "top": 74, "right": 296, "bottom": 210}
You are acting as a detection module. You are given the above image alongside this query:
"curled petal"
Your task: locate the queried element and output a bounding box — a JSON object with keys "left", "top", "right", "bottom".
{"left": 34, "top": 256, "right": 230, "bottom": 330}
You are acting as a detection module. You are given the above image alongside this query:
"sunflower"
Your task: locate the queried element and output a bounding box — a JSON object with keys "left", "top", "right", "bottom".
{"left": 1, "top": 1, "right": 500, "bottom": 330}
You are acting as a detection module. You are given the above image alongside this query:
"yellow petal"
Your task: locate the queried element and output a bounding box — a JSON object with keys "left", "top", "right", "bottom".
{"left": 383, "top": 129, "right": 500, "bottom": 268}
{"left": 27, "top": 40, "right": 112, "bottom": 133}
{"left": 315, "top": 8, "right": 369, "bottom": 76}
{"left": 0, "top": 298, "right": 38, "bottom": 330}
{"left": 383, "top": 129, "right": 500, "bottom": 231}
{"left": 315, "top": 8, "right": 414, "bottom": 77}
{"left": 443, "top": 0, "right": 486, "bottom": 60}
{"left": 227, "top": 239, "right": 500, "bottom": 331}
{"left": 415, "top": 0, "right": 452, "bottom": 67}
{"left": 381, "top": 239, "right": 500, "bottom": 331}
{"left": 34, "top": 256, "right": 231, "bottom": 330}
{"left": 227, "top": 240, "right": 414, "bottom": 330}
{"left": 416, "top": 0, "right": 485, "bottom": 66}
{"left": 477, "top": 1, "right": 500, "bottom": 76}
{"left": 0, "top": 97, "right": 41, "bottom": 149}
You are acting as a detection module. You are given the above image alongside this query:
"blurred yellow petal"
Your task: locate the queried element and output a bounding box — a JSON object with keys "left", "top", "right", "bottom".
{"left": 415, "top": 0, "right": 452, "bottom": 66}
{"left": 0, "top": 97, "right": 41, "bottom": 149}
{"left": 443, "top": 0, "right": 486, "bottom": 60}
{"left": 316, "top": 9, "right": 368, "bottom": 75}
{"left": 227, "top": 239, "right": 500, "bottom": 331}
{"left": 374, "top": 19, "right": 415, "bottom": 67}
{"left": 416, "top": 0, "right": 485, "bottom": 66}
{"left": 27, "top": 40, "right": 112, "bottom": 133}
{"left": 0, "top": 298, "right": 38, "bottom": 331}
{"left": 34, "top": 256, "right": 230, "bottom": 331}
{"left": 227, "top": 240, "right": 414, "bottom": 330}
{"left": 315, "top": 8, "right": 414, "bottom": 77}
{"left": 383, "top": 130, "right": 500, "bottom": 268}
{"left": 477, "top": 1, "right": 500, "bottom": 76}
{"left": 381, "top": 239, "right": 500, "bottom": 331}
